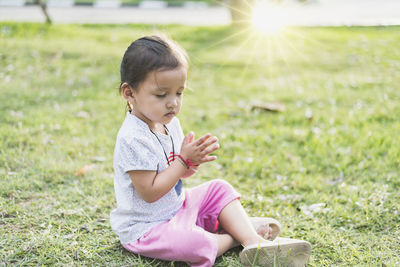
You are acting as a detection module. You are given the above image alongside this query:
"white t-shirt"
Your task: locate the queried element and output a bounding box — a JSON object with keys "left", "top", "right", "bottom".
{"left": 110, "top": 112, "right": 185, "bottom": 244}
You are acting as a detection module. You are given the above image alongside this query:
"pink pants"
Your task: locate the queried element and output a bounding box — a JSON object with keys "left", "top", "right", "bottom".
{"left": 123, "top": 179, "right": 240, "bottom": 267}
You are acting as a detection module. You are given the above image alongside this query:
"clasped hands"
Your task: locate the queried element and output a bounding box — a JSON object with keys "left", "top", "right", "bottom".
{"left": 179, "top": 132, "right": 219, "bottom": 167}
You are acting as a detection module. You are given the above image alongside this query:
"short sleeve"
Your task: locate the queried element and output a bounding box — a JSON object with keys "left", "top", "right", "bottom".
{"left": 117, "top": 136, "right": 159, "bottom": 173}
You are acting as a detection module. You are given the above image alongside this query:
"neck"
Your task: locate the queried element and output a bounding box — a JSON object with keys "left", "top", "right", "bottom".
{"left": 130, "top": 109, "right": 160, "bottom": 132}
{"left": 152, "top": 123, "right": 167, "bottom": 135}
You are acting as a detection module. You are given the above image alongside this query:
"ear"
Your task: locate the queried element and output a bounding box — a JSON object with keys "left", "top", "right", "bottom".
{"left": 121, "top": 82, "right": 135, "bottom": 101}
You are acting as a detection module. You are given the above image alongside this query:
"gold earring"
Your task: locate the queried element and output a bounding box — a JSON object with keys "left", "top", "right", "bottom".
{"left": 126, "top": 101, "right": 132, "bottom": 112}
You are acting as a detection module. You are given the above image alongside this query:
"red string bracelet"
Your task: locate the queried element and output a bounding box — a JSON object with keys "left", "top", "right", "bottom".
{"left": 168, "top": 153, "right": 188, "bottom": 168}
{"left": 168, "top": 152, "right": 199, "bottom": 169}
{"left": 175, "top": 154, "right": 198, "bottom": 168}
{"left": 176, "top": 156, "right": 189, "bottom": 169}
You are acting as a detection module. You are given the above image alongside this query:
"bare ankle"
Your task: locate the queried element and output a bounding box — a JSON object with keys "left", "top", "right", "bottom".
{"left": 242, "top": 236, "right": 267, "bottom": 247}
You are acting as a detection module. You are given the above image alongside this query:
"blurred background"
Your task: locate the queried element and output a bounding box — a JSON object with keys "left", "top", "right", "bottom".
{"left": 1, "top": 0, "right": 400, "bottom": 26}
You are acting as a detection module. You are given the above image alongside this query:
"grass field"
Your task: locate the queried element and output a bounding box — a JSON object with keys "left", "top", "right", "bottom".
{"left": 1, "top": 22, "right": 399, "bottom": 266}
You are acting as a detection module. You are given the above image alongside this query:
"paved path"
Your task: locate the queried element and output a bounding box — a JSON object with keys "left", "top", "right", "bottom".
{"left": 0, "top": 6, "right": 231, "bottom": 25}
{"left": 0, "top": 0, "right": 399, "bottom": 26}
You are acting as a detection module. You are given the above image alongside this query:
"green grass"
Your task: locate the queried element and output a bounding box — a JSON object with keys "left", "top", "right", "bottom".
{"left": 1, "top": 22, "right": 399, "bottom": 266}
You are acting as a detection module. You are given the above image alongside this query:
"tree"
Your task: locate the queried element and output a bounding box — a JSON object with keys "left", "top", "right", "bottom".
{"left": 34, "top": 0, "right": 52, "bottom": 24}
{"left": 228, "top": 0, "right": 254, "bottom": 24}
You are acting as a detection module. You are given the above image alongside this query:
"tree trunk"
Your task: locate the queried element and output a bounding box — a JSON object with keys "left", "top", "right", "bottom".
{"left": 34, "top": 0, "right": 52, "bottom": 24}
{"left": 228, "top": 0, "right": 254, "bottom": 25}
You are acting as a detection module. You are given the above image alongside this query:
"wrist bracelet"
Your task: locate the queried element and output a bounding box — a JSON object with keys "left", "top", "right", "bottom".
{"left": 176, "top": 156, "right": 189, "bottom": 169}
{"left": 176, "top": 154, "right": 199, "bottom": 169}
{"left": 167, "top": 154, "right": 188, "bottom": 169}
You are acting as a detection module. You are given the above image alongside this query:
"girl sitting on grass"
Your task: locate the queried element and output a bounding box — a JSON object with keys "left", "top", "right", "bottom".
{"left": 110, "top": 34, "right": 311, "bottom": 267}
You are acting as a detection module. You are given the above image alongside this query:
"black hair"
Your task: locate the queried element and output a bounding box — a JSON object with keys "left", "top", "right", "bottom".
{"left": 119, "top": 35, "right": 188, "bottom": 93}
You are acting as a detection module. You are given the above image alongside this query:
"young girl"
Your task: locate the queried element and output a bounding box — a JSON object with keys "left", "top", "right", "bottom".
{"left": 110, "top": 35, "right": 311, "bottom": 267}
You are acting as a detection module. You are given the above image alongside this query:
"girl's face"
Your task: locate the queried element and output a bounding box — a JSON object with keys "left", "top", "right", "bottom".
{"left": 129, "top": 66, "right": 187, "bottom": 130}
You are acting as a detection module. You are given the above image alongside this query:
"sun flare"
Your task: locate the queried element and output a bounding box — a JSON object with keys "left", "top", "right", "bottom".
{"left": 252, "top": 3, "right": 288, "bottom": 35}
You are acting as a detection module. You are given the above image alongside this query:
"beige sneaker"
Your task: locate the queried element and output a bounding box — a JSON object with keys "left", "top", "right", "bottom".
{"left": 250, "top": 217, "right": 281, "bottom": 241}
{"left": 240, "top": 237, "right": 311, "bottom": 267}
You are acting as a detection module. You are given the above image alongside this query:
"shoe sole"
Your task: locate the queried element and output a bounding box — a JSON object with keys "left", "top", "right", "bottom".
{"left": 240, "top": 237, "right": 311, "bottom": 267}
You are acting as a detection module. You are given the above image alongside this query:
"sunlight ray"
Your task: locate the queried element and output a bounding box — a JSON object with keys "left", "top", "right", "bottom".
{"left": 201, "top": 26, "right": 254, "bottom": 51}
{"left": 236, "top": 31, "right": 265, "bottom": 86}
{"left": 214, "top": 27, "right": 256, "bottom": 72}
{"left": 215, "top": 0, "right": 253, "bottom": 19}
{"left": 188, "top": 26, "right": 252, "bottom": 66}
{"left": 266, "top": 35, "right": 274, "bottom": 79}
{"left": 241, "top": 0, "right": 256, "bottom": 11}
{"left": 189, "top": 25, "right": 254, "bottom": 69}
{"left": 270, "top": 34, "right": 295, "bottom": 74}
{"left": 276, "top": 29, "right": 313, "bottom": 64}
{"left": 283, "top": 28, "right": 326, "bottom": 50}
{"left": 205, "top": 30, "right": 259, "bottom": 88}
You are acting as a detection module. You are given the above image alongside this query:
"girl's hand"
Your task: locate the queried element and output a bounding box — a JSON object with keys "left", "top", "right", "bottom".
{"left": 181, "top": 165, "right": 198, "bottom": 178}
{"left": 180, "top": 132, "right": 219, "bottom": 166}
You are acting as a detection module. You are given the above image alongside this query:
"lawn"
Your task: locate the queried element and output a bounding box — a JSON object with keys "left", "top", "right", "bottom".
{"left": 1, "top": 22, "right": 399, "bottom": 266}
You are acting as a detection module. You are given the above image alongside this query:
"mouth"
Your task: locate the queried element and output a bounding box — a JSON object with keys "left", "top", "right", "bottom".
{"left": 165, "top": 111, "right": 175, "bottom": 117}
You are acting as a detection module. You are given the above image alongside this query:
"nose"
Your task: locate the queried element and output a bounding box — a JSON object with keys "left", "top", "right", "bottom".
{"left": 167, "top": 96, "right": 178, "bottom": 108}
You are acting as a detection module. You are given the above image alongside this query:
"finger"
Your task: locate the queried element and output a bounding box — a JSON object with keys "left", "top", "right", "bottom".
{"left": 199, "top": 155, "right": 217, "bottom": 163}
{"left": 194, "top": 133, "right": 212, "bottom": 146}
{"left": 189, "top": 132, "right": 195, "bottom": 143}
{"left": 199, "top": 137, "right": 218, "bottom": 151}
{"left": 183, "top": 132, "right": 194, "bottom": 145}
{"left": 201, "top": 143, "right": 219, "bottom": 155}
